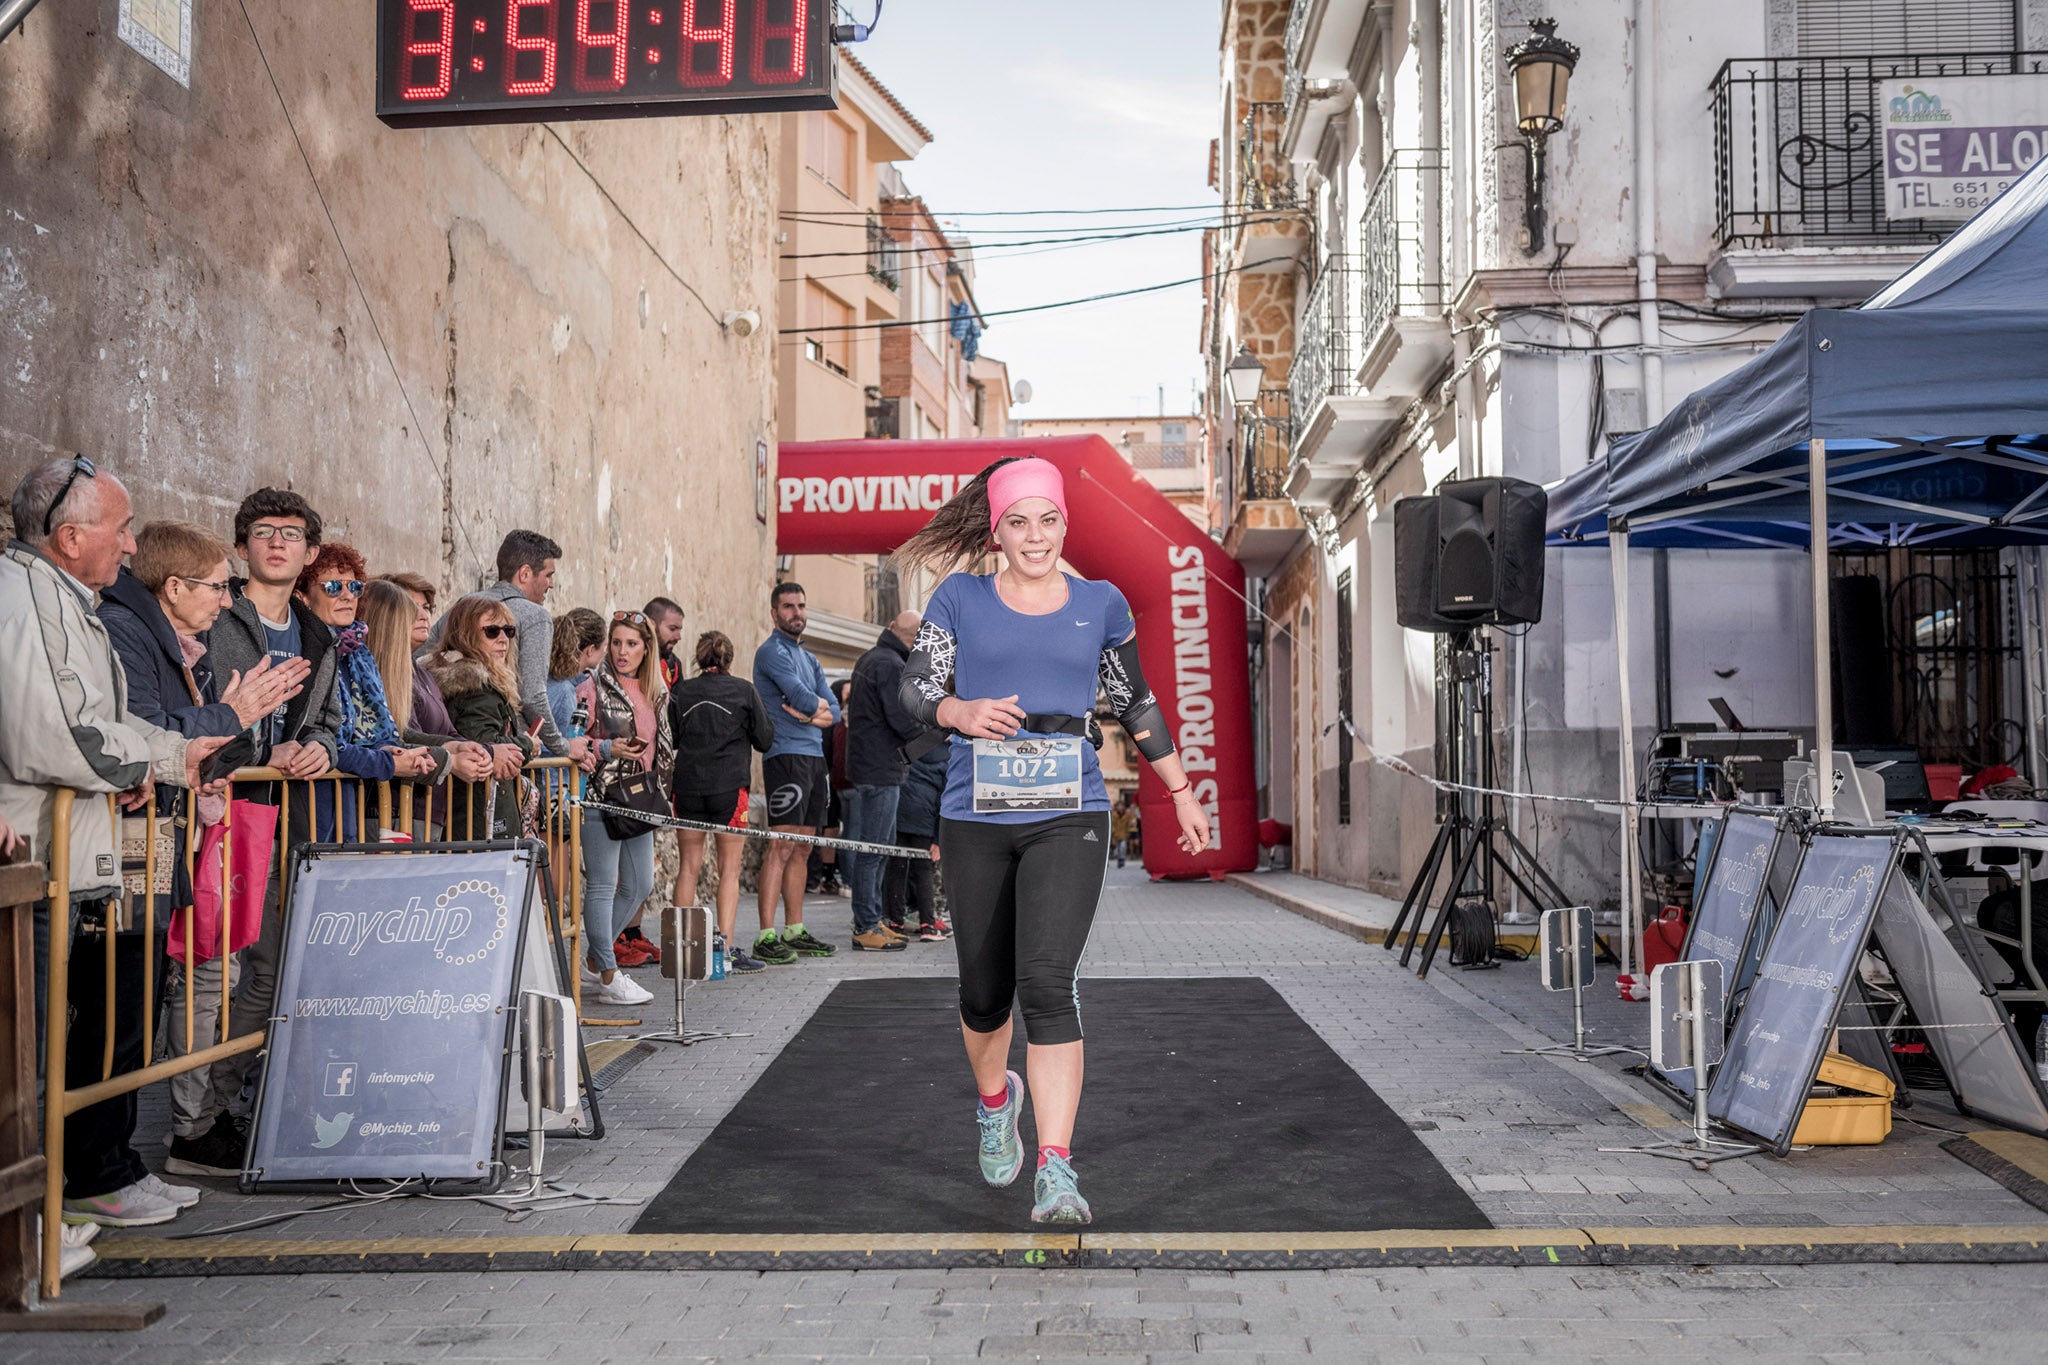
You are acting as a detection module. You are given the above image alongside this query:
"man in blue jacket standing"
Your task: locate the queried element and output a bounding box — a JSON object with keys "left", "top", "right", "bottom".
{"left": 751, "top": 583, "right": 846, "bottom": 965}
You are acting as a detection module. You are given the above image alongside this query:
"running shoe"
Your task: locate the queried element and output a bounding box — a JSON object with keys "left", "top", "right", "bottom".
{"left": 1030, "top": 1152, "right": 1091, "bottom": 1225}
{"left": 753, "top": 931, "right": 798, "bottom": 966}
{"left": 138, "top": 1172, "right": 201, "bottom": 1208}
{"left": 976, "top": 1070, "right": 1026, "bottom": 1187}
{"left": 62, "top": 1181, "right": 182, "bottom": 1228}
{"left": 918, "top": 920, "right": 951, "bottom": 942}
{"left": 882, "top": 917, "right": 908, "bottom": 936}
{"left": 726, "top": 942, "right": 767, "bottom": 973}
{"left": 851, "top": 928, "right": 906, "bottom": 952}
{"left": 594, "top": 973, "right": 653, "bottom": 1006}
{"left": 783, "top": 926, "right": 837, "bottom": 957}
{"left": 613, "top": 934, "right": 654, "bottom": 968}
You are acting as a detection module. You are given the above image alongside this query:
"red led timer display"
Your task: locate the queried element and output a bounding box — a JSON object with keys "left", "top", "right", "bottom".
{"left": 377, "top": 0, "right": 834, "bottom": 126}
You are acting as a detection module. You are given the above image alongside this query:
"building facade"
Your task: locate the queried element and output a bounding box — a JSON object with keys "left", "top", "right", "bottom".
{"left": 1016, "top": 415, "right": 1214, "bottom": 531}
{"left": 1208, "top": 0, "right": 2048, "bottom": 903}
{"left": 776, "top": 58, "right": 1009, "bottom": 668}
{"left": 1, "top": 5, "right": 783, "bottom": 653}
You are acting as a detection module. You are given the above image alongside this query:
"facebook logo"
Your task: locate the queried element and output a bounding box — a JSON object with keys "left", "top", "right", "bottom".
{"left": 324, "top": 1063, "right": 357, "bottom": 1098}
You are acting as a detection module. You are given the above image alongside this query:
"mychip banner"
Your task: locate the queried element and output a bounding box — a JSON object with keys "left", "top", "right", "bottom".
{"left": 246, "top": 846, "right": 538, "bottom": 1187}
{"left": 1707, "top": 832, "right": 1897, "bottom": 1153}
{"left": 1883, "top": 74, "right": 2048, "bottom": 220}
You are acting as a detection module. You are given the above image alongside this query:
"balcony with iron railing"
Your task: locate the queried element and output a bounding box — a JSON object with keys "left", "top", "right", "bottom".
{"left": 1709, "top": 51, "right": 2046, "bottom": 295}
{"left": 1224, "top": 387, "right": 1304, "bottom": 577}
{"left": 1228, "top": 99, "right": 1310, "bottom": 271}
{"left": 1286, "top": 151, "right": 1448, "bottom": 507}
{"left": 1357, "top": 150, "right": 1444, "bottom": 361}
{"left": 1282, "top": 0, "right": 1313, "bottom": 126}
{"left": 1287, "top": 254, "right": 1362, "bottom": 445}
{"left": 1235, "top": 100, "right": 1300, "bottom": 212}
{"left": 866, "top": 214, "right": 901, "bottom": 293}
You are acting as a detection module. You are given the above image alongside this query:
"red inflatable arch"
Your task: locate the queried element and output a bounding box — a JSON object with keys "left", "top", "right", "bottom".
{"left": 777, "top": 436, "right": 1257, "bottom": 879}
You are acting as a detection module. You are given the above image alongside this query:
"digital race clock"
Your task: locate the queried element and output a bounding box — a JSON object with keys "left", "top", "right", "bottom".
{"left": 376, "top": 0, "right": 837, "bottom": 127}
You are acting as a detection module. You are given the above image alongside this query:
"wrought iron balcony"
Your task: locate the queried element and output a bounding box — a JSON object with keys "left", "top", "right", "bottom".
{"left": 1241, "top": 389, "right": 1292, "bottom": 502}
{"left": 1235, "top": 101, "right": 1299, "bottom": 211}
{"left": 866, "top": 215, "right": 900, "bottom": 292}
{"left": 1281, "top": 0, "right": 1312, "bottom": 126}
{"left": 1712, "top": 52, "right": 2046, "bottom": 249}
{"left": 1358, "top": 150, "right": 1444, "bottom": 355}
{"left": 1287, "top": 254, "right": 1361, "bottom": 435}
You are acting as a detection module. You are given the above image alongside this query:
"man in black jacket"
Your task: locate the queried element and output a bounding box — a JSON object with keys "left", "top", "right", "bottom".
{"left": 841, "top": 611, "right": 925, "bottom": 950}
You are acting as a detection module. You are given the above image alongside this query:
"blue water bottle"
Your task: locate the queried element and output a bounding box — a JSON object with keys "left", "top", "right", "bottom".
{"left": 711, "top": 927, "right": 727, "bottom": 981}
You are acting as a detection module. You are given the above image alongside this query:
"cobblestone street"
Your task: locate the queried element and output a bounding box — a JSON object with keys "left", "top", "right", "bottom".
{"left": 14, "top": 867, "right": 2048, "bottom": 1361}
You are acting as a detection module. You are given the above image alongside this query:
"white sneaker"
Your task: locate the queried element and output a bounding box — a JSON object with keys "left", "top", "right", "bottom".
{"left": 139, "top": 1171, "right": 202, "bottom": 1208}
{"left": 62, "top": 1180, "right": 183, "bottom": 1227}
{"left": 594, "top": 974, "right": 653, "bottom": 1006}
{"left": 36, "top": 1218, "right": 99, "bottom": 1280}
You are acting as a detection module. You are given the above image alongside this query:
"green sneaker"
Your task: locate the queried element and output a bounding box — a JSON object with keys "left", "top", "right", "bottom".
{"left": 782, "top": 926, "right": 837, "bottom": 957}
{"left": 976, "top": 1070, "right": 1025, "bottom": 1187}
{"left": 752, "top": 930, "right": 797, "bottom": 967}
{"left": 1030, "top": 1152, "right": 1091, "bottom": 1225}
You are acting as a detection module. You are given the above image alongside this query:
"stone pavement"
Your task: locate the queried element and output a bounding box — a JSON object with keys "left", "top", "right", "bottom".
{"left": 13, "top": 865, "right": 2048, "bottom": 1359}
{"left": 20, "top": 1262, "right": 2048, "bottom": 1362}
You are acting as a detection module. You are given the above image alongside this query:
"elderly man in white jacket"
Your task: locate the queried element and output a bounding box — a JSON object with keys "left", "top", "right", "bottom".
{"left": 0, "top": 455, "right": 230, "bottom": 1258}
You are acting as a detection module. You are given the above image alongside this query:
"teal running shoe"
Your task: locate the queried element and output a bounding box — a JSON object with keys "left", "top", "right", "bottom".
{"left": 976, "top": 1070, "right": 1026, "bottom": 1187}
{"left": 1030, "top": 1152, "right": 1091, "bottom": 1225}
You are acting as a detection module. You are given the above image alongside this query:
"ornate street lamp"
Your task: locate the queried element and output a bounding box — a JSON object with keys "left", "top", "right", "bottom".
{"left": 1503, "top": 18, "right": 1579, "bottom": 254}
{"left": 1225, "top": 344, "right": 1267, "bottom": 409}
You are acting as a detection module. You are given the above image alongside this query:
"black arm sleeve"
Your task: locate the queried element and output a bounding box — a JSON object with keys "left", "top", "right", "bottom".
{"left": 1099, "top": 636, "right": 1175, "bottom": 762}
{"left": 898, "top": 620, "right": 956, "bottom": 730}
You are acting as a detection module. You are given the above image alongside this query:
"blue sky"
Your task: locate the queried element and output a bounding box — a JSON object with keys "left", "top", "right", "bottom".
{"left": 845, "top": 1, "right": 1219, "bottom": 419}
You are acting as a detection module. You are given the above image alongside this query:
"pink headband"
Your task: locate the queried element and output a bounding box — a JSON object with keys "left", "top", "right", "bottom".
{"left": 987, "top": 458, "right": 1069, "bottom": 533}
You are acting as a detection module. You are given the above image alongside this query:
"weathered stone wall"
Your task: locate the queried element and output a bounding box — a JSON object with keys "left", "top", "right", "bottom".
{"left": 0, "top": 4, "right": 780, "bottom": 650}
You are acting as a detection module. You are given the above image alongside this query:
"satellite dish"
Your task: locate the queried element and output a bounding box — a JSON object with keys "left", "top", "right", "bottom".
{"left": 1013, "top": 380, "right": 1034, "bottom": 405}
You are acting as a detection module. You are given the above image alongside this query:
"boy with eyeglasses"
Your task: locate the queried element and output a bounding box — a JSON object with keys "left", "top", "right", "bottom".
{"left": 196, "top": 487, "right": 348, "bottom": 1134}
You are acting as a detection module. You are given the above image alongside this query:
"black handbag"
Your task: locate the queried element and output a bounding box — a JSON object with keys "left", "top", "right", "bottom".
{"left": 597, "top": 762, "right": 667, "bottom": 840}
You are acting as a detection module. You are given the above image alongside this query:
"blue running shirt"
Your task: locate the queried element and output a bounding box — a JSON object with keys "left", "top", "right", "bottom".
{"left": 918, "top": 573, "right": 1134, "bottom": 823}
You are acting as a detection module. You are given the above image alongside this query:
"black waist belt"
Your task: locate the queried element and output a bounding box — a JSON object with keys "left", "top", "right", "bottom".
{"left": 901, "top": 713, "right": 1098, "bottom": 764}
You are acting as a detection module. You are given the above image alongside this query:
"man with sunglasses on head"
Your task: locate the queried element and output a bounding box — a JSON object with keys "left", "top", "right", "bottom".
{"left": 0, "top": 455, "right": 234, "bottom": 1252}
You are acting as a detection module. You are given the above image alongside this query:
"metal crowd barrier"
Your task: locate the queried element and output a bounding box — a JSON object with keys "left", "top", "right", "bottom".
{"left": 32, "top": 757, "right": 585, "bottom": 1300}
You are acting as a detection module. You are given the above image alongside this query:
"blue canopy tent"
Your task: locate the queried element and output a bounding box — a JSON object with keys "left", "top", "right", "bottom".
{"left": 1543, "top": 154, "right": 2048, "bottom": 963}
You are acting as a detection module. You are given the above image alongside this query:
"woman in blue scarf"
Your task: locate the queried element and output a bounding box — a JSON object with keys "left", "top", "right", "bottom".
{"left": 296, "top": 544, "right": 438, "bottom": 835}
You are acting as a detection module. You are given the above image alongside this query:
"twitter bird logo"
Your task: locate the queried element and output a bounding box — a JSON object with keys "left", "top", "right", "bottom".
{"left": 313, "top": 1112, "right": 353, "bottom": 1149}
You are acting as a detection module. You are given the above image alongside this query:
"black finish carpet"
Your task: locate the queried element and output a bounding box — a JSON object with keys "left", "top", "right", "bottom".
{"left": 634, "top": 976, "right": 1490, "bottom": 1233}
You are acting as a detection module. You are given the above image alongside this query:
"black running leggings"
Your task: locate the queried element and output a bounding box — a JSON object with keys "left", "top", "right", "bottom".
{"left": 940, "top": 811, "right": 1111, "bottom": 1047}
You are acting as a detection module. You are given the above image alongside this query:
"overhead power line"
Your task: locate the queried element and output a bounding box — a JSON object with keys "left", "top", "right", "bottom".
{"left": 778, "top": 214, "right": 1288, "bottom": 261}
{"left": 778, "top": 202, "right": 1225, "bottom": 219}
{"left": 779, "top": 258, "right": 1289, "bottom": 338}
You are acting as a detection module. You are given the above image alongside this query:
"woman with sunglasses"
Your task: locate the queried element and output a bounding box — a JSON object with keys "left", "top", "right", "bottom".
{"left": 294, "top": 546, "right": 437, "bottom": 821}
{"left": 894, "top": 457, "right": 1211, "bottom": 1226}
{"left": 359, "top": 580, "right": 494, "bottom": 837}
{"left": 421, "top": 595, "right": 539, "bottom": 840}
{"left": 575, "top": 610, "right": 674, "bottom": 1006}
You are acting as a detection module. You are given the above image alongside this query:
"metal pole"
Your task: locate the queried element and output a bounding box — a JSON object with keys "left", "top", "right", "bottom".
{"left": 1689, "top": 963, "right": 1713, "bottom": 1143}
{"left": 1810, "top": 437, "right": 1835, "bottom": 818}
{"left": 0, "top": 0, "right": 45, "bottom": 45}
{"left": 1611, "top": 527, "right": 1642, "bottom": 977}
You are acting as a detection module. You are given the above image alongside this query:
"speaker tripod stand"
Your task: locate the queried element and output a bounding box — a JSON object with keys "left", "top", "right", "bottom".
{"left": 1385, "top": 630, "right": 1572, "bottom": 978}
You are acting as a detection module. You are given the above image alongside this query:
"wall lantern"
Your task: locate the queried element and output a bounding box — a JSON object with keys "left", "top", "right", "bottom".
{"left": 1503, "top": 18, "right": 1579, "bottom": 254}
{"left": 1225, "top": 344, "right": 1267, "bottom": 408}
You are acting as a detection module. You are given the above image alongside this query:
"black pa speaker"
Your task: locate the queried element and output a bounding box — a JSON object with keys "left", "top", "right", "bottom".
{"left": 1393, "top": 477, "right": 1548, "bottom": 631}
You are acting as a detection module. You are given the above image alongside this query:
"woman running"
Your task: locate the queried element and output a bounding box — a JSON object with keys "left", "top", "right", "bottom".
{"left": 895, "top": 456, "right": 1210, "bottom": 1225}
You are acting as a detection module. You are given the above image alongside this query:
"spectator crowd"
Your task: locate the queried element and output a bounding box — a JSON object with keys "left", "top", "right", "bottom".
{"left": 0, "top": 455, "right": 967, "bottom": 1280}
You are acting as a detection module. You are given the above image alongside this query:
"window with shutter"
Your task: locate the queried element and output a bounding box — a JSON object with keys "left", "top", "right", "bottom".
{"left": 1796, "top": 0, "right": 2017, "bottom": 55}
